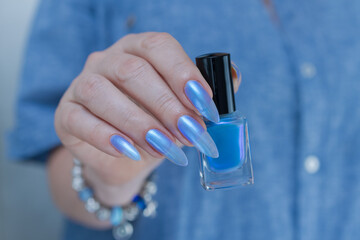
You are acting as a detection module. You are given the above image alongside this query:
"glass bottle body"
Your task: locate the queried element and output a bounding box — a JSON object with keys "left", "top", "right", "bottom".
{"left": 199, "top": 111, "right": 254, "bottom": 190}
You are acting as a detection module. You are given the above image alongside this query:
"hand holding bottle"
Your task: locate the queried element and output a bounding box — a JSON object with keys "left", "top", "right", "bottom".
{"left": 53, "top": 33, "right": 242, "bottom": 210}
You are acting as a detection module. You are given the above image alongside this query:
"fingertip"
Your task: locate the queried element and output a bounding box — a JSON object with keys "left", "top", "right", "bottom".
{"left": 231, "top": 62, "right": 241, "bottom": 93}
{"left": 110, "top": 134, "right": 142, "bottom": 161}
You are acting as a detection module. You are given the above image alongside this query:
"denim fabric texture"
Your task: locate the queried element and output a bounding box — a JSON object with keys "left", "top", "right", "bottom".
{"left": 7, "top": 0, "right": 360, "bottom": 239}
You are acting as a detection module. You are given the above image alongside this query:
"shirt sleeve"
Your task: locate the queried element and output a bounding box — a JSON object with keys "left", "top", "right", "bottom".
{"left": 7, "top": 0, "right": 98, "bottom": 162}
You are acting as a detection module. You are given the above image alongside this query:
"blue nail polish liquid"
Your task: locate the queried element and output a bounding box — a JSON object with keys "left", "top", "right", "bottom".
{"left": 196, "top": 53, "right": 254, "bottom": 190}
{"left": 206, "top": 117, "right": 245, "bottom": 172}
{"left": 200, "top": 113, "right": 253, "bottom": 190}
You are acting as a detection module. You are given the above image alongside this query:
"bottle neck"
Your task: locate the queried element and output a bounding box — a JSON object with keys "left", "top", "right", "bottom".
{"left": 195, "top": 53, "right": 236, "bottom": 115}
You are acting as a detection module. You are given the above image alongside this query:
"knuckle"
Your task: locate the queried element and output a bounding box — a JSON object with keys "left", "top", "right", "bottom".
{"left": 54, "top": 104, "right": 65, "bottom": 134}
{"left": 120, "top": 33, "right": 136, "bottom": 43}
{"left": 156, "top": 93, "right": 179, "bottom": 115}
{"left": 57, "top": 104, "right": 81, "bottom": 134}
{"left": 88, "top": 122, "right": 104, "bottom": 144}
{"left": 115, "top": 57, "right": 148, "bottom": 82}
{"left": 119, "top": 108, "right": 137, "bottom": 130}
{"left": 98, "top": 103, "right": 117, "bottom": 121}
{"left": 172, "top": 60, "right": 193, "bottom": 82}
{"left": 64, "top": 105, "right": 82, "bottom": 131}
{"left": 75, "top": 74, "right": 104, "bottom": 104}
{"left": 141, "top": 32, "right": 174, "bottom": 51}
{"left": 86, "top": 51, "right": 104, "bottom": 65}
{"left": 86, "top": 51, "right": 104, "bottom": 62}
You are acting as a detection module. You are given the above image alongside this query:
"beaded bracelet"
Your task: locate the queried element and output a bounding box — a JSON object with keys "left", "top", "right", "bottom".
{"left": 71, "top": 158, "right": 158, "bottom": 240}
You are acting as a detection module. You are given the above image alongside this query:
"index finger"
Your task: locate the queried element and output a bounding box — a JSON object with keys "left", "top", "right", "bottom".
{"left": 119, "top": 32, "right": 220, "bottom": 123}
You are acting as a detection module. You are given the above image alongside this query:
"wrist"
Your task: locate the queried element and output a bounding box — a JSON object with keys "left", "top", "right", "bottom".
{"left": 84, "top": 165, "right": 147, "bottom": 206}
{"left": 72, "top": 159, "right": 158, "bottom": 240}
{"left": 48, "top": 147, "right": 111, "bottom": 229}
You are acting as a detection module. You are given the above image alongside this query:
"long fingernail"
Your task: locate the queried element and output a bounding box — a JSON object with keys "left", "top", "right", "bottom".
{"left": 184, "top": 80, "right": 220, "bottom": 123}
{"left": 231, "top": 61, "right": 241, "bottom": 83}
{"left": 110, "top": 135, "right": 141, "bottom": 161}
{"left": 145, "top": 129, "right": 188, "bottom": 166}
{"left": 177, "top": 115, "right": 219, "bottom": 158}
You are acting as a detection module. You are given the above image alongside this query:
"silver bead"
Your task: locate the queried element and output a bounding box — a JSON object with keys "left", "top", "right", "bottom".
{"left": 113, "top": 221, "right": 133, "bottom": 240}
{"left": 95, "top": 207, "right": 111, "bottom": 221}
{"left": 144, "top": 181, "right": 157, "bottom": 195}
{"left": 143, "top": 201, "right": 157, "bottom": 218}
{"left": 142, "top": 193, "right": 152, "bottom": 204}
{"left": 123, "top": 204, "right": 139, "bottom": 221}
{"left": 72, "top": 165, "right": 82, "bottom": 177}
{"left": 85, "top": 198, "right": 100, "bottom": 213}
{"left": 73, "top": 158, "right": 82, "bottom": 166}
{"left": 72, "top": 177, "right": 84, "bottom": 191}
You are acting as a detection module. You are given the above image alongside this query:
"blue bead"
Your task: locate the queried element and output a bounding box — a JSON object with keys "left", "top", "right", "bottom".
{"left": 110, "top": 207, "right": 123, "bottom": 226}
{"left": 78, "top": 188, "right": 93, "bottom": 202}
{"left": 132, "top": 195, "right": 140, "bottom": 202}
{"left": 133, "top": 195, "right": 146, "bottom": 210}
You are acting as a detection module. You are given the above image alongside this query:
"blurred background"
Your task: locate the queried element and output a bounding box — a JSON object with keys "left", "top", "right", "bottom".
{"left": 0, "top": 1, "right": 62, "bottom": 239}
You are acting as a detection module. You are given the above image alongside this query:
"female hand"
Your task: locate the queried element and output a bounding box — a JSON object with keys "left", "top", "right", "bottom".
{"left": 54, "top": 32, "right": 241, "bottom": 208}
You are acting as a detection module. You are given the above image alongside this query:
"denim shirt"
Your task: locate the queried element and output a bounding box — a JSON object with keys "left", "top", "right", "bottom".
{"left": 8, "top": 0, "right": 360, "bottom": 239}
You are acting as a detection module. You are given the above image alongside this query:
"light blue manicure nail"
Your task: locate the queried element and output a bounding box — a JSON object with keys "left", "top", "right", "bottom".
{"left": 184, "top": 80, "right": 220, "bottom": 123}
{"left": 146, "top": 129, "right": 188, "bottom": 166}
{"left": 110, "top": 135, "right": 141, "bottom": 161}
{"left": 177, "top": 115, "right": 219, "bottom": 158}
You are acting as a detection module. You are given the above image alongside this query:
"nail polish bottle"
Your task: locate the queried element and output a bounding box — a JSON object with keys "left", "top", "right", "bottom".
{"left": 196, "top": 53, "right": 254, "bottom": 190}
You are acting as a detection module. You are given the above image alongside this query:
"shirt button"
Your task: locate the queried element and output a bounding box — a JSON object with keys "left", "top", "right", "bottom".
{"left": 300, "top": 62, "right": 317, "bottom": 78}
{"left": 304, "top": 155, "right": 320, "bottom": 174}
{"left": 126, "top": 15, "right": 137, "bottom": 28}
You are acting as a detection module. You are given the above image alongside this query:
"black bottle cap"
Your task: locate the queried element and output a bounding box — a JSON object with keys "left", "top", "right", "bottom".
{"left": 196, "top": 53, "right": 236, "bottom": 115}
